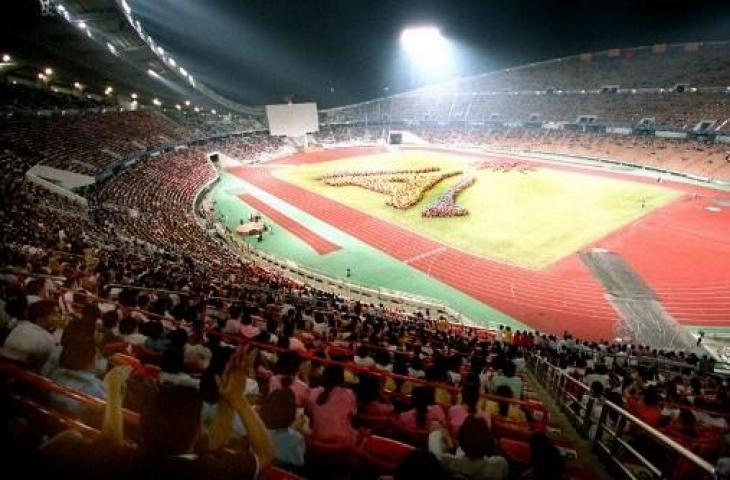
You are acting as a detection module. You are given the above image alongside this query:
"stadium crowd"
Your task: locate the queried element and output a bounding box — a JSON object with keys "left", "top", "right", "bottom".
{"left": 1, "top": 46, "right": 730, "bottom": 478}
{"left": 422, "top": 175, "right": 475, "bottom": 218}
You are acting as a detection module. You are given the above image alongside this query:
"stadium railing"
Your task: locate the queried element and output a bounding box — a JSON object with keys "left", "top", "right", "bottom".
{"left": 525, "top": 353, "right": 717, "bottom": 479}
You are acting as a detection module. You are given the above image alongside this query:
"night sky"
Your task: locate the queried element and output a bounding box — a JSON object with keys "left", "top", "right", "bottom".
{"left": 129, "top": 0, "right": 730, "bottom": 107}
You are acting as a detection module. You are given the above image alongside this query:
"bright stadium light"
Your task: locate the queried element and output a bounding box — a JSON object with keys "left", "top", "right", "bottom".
{"left": 44, "top": 67, "right": 53, "bottom": 76}
{"left": 147, "top": 69, "right": 159, "bottom": 78}
{"left": 175, "top": 104, "right": 182, "bottom": 110}
{"left": 131, "top": 92, "right": 138, "bottom": 99}
{"left": 400, "top": 27, "right": 449, "bottom": 82}
{"left": 152, "top": 98, "right": 161, "bottom": 106}
{"left": 184, "top": 100, "right": 191, "bottom": 106}
{"left": 2, "top": 54, "right": 11, "bottom": 63}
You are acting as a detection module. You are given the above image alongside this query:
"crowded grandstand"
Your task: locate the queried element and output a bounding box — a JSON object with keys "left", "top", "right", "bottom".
{"left": 1, "top": 2, "right": 730, "bottom": 480}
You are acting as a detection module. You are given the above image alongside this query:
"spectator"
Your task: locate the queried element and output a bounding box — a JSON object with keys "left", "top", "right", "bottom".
{"left": 1, "top": 299, "right": 59, "bottom": 369}
{"left": 490, "top": 360, "right": 523, "bottom": 398}
{"left": 259, "top": 387, "right": 306, "bottom": 468}
{"left": 399, "top": 386, "right": 446, "bottom": 430}
{"left": 307, "top": 363, "right": 357, "bottom": 442}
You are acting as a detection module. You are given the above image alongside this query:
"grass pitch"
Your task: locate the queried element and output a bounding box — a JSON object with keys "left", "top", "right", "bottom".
{"left": 274, "top": 150, "right": 680, "bottom": 268}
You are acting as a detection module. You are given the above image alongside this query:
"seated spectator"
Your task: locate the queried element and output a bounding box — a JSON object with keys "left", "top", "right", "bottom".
{"left": 159, "top": 348, "right": 199, "bottom": 388}
{"left": 47, "top": 319, "right": 105, "bottom": 417}
{"left": 183, "top": 330, "right": 212, "bottom": 371}
{"left": 486, "top": 385, "right": 527, "bottom": 423}
{"left": 239, "top": 311, "right": 260, "bottom": 339}
{"left": 269, "top": 350, "right": 310, "bottom": 406}
{"left": 448, "top": 376, "right": 490, "bottom": 435}
{"left": 374, "top": 349, "right": 393, "bottom": 372}
{"left": 627, "top": 385, "right": 664, "bottom": 427}
{"left": 134, "top": 347, "right": 274, "bottom": 479}
{"left": 522, "top": 432, "right": 564, "bottom": 480}
{"left": 490, "top": 360, "right": 522, "bottom": 398}
{"left": 259, "top": 387, "right": 306, "bottom": 468}
{"left": 392, "top": 449, "right": 445, "bottom": 480}
{"left": 277, "top": 321, "right": 306, "bottom": 354}
{"left": 142, "top": 321, "right": 169, "bottom": 353}
{"left": 399, "top": 386, "right": 446, "bottom": 430}
{"left": 429, "top": 415, "right": 509, "bottom": 480}
{"left": 307, "top": 363, "right": 357, "bottom": 442}
{"left": 99, "top": 310, "right": 122, "bottom": 348}
{"left": 1, "top": 299, "right": 59, "bottom": 369}
{"left": 354, "top": 345, "right": 375, "bottom": 367}
{"left": 118, "top": 316, "right": 147, "bottom": 345}
{"left": 584, "top": 364, "right": 610, "bottom": 389}
{"left": 355, "top": 373, "right": 395, "bottom": 416}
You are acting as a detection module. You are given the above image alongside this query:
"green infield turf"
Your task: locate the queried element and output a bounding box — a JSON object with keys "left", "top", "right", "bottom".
{"left": 274, "top": 150, "right": 681, "bottom": 268}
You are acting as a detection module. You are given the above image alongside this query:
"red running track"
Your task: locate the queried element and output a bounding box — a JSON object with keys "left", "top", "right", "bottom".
{"left": 230, "top": 167, "right": 619, "bottom": 340}
{"left": 239, "top": 194, "right": 341, "bottom": 255}
{"left": 231, "top": 147, "right": 730, "bottom": 337}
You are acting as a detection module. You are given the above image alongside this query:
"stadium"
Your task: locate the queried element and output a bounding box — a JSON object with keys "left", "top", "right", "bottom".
{"left": 1, "top": 1, "right": 729, "bottom": 480}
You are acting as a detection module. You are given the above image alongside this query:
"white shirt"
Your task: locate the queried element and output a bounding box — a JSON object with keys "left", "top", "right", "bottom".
{"left": 120, "top": 333, "right": 147, "bottom": 345}
{"left": 1, "top": 321, "right": 56, "bottom": 367}
{"left": 159, "top": 372, "right": 200, "bottom": 388}
{"left": 354, "top": 355, "right": 375, "bottom": 367}
{"left": 184, "top": 343, "right": 212, "bottom": 370}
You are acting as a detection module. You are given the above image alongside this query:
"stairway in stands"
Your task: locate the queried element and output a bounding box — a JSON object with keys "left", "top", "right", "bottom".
{"left": 521, "top": 368, "right": 615, "bottom": 479}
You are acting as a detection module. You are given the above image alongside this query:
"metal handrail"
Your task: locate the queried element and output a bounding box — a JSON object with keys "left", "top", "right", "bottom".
{"left": 526, "top": 352, "right": 717, "bottom": 478}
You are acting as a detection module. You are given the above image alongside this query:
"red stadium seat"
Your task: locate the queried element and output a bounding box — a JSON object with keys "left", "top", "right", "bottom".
{"left": 352, "top": 434, "right": 414, "bottom": 473}
{"left": 260, "top": 466, "right": 305, "bottom": 480}
{"left": 498, "top": 438, "right": 531, "bottom": 464}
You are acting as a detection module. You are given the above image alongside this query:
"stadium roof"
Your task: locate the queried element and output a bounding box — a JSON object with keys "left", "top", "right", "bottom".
{"left": 1, "top": 0, "right": 260, "bottom": 115}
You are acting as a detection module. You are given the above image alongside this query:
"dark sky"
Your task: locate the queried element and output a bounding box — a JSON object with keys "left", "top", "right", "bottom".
{"left": 129, "top": 0, "right": 730, "bottom": 108}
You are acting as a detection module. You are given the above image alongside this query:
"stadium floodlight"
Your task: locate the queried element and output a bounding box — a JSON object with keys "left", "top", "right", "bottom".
{"left": 107, "top": 42, "right": 117, "bottom": 55}
{"left": 131, "top": 93, "right": 138, "bottom": 99}
{"left": 105, "top": 86, "right": 113, "bottom": 95}
{"left": 44, "top": 67, "right": 53, "bottom": 76}
{"left": 211, "top": 109, "right": 216, "bottom": 115}
{"left": 168, "top": 57, "right": 176, "bottom": 67}
{"left": 179, "top": 67, "right": 187, "bottom": 77}
{"left": 73, "top": 81, "right": 82, "bottom": 89}
{"left": 37, "top": 73, "right": 46, "bottom": 80}
{"left": 400, "top": 26, "right": 448, "bottom": 71}
{"left": 2, "top": 54, "right": 10, "bottom": 63}
{"left": 194, "top": 107, "right": 200, "bottom": 112}
{"left": 147, "top": 69, "right": 159, "bottom": 78}
{"left": 77, "top": 21, "right": 86, "bottom": 29}
{"left": 175, "top": 104, "right": 182, "bottom": 110}
{"left": 152, "top": 98, "right": 161, "bottom": 106}
{"left": 185, "top": 100, "right": 191, "bottom": 106}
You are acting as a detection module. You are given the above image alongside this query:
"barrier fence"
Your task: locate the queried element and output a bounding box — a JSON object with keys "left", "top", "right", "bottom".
{"left": 526, "top": 352, "right": 717, "bottom": 479}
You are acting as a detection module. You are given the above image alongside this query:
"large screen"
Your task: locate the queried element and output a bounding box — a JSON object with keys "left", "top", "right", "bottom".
{"left": 265, "top": 102, "right": 319, "bottom": 137}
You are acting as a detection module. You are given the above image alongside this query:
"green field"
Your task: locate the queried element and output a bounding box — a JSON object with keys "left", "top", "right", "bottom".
{"left": 274, "top": 150, "right": 681, "bottom": 268}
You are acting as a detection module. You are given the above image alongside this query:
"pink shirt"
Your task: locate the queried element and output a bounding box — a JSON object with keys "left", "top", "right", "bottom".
{"left": 362, "top": 401, "right": 395, "bottom": 417}
{"left": 269, "top": 374, "right": 311, "bottom": 407}
{"left": 447, "top": 405, "right": 491, "bottom": 436}
{"left": 288, "top": 337, "right": 307, "bottom": 354}
{"left": 399, "top": 405, "right": 446, "bottom": 429}
{"left": 307, "top": 386, "right": 357, "bottom": 441}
